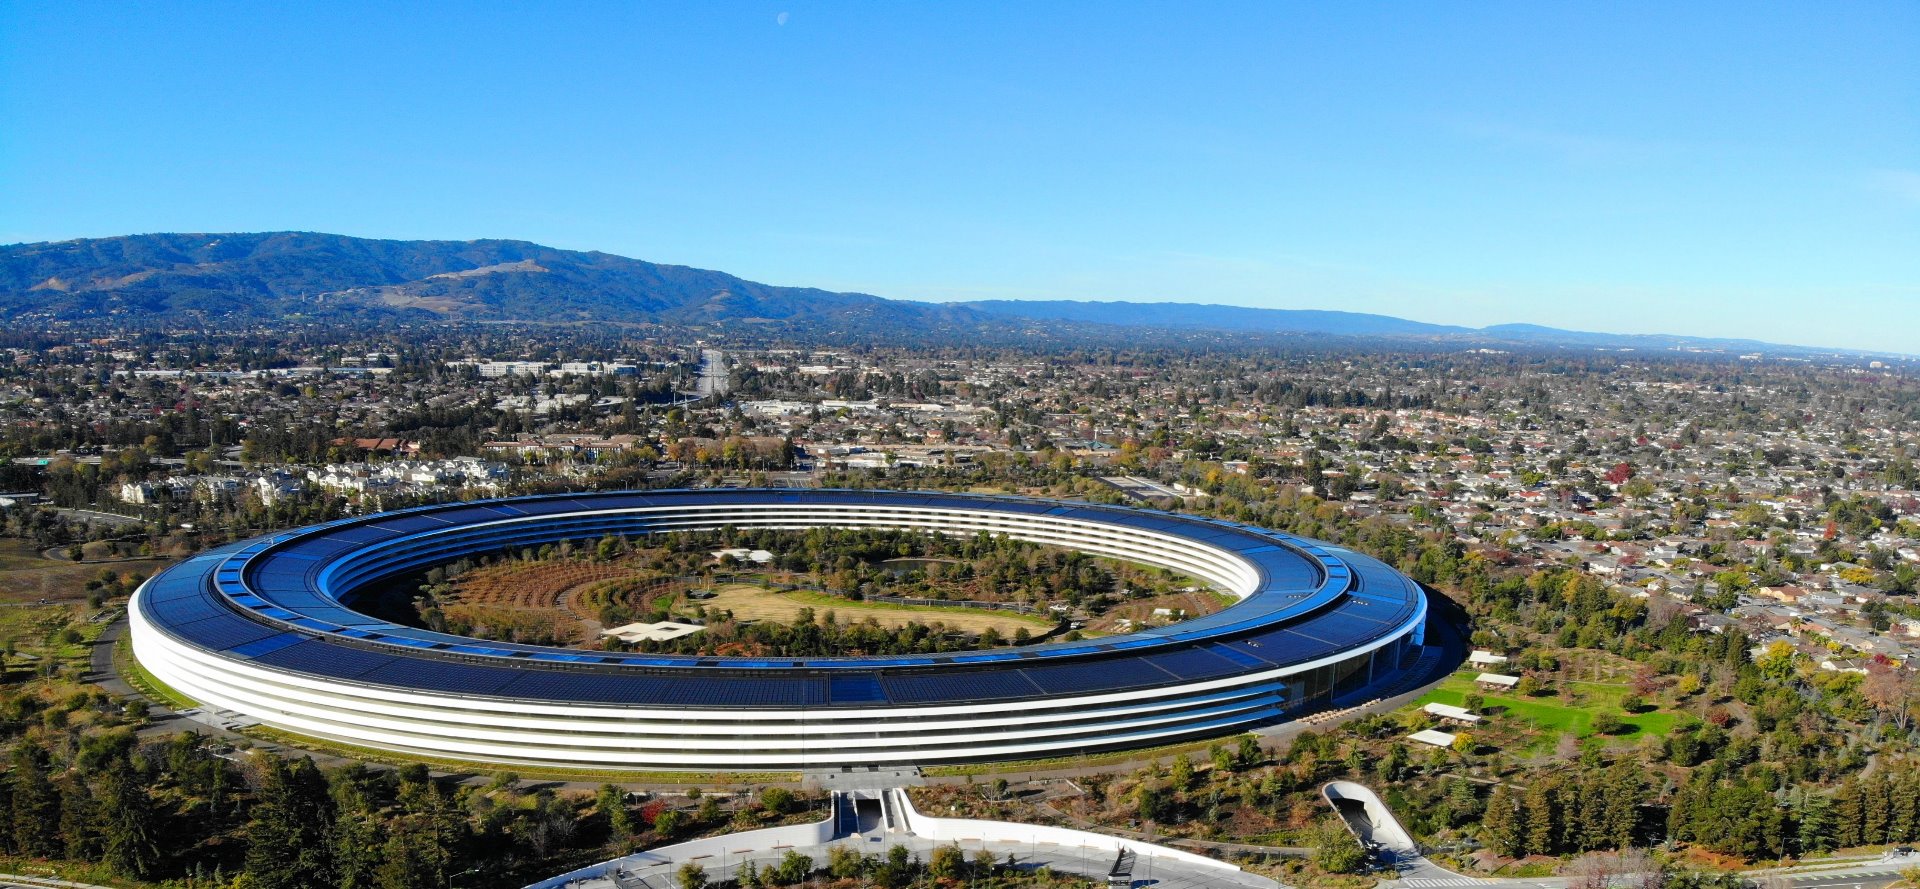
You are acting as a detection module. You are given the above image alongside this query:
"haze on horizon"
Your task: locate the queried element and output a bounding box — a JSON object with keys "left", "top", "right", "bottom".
{"left": 1, "top": 2, "right": 1915, "bottom": 353}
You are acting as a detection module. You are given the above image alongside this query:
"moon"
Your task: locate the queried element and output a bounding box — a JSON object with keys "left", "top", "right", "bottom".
{"left": 776, "top": 11, "right": 789, "bottom": 25}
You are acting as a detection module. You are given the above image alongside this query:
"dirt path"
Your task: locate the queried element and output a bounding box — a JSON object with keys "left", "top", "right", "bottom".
{"left": 695, "top": 583, "right": 1049, "bottom": 637}
{"left": 558, "top": 578, "right": 613, "bottom": 639}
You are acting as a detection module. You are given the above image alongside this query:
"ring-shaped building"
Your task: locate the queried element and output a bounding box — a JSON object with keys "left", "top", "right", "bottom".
{"left": 130, "top": 489, "right": 1428, "bottom": 770}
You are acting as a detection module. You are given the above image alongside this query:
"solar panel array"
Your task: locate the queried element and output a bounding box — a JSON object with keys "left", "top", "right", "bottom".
{"left": 137, "top": 488, "right": 1427, "bottom": 708}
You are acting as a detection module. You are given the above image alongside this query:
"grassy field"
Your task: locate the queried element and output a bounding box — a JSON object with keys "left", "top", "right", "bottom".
{"left": 114, "top": 635, "right": 199, "bottom": 710}
{"left": 688, "top": 583, "right": 1053, "bottom": 636}
{"left": 0, "top": 538, "right": 166, "bottom": 603}
{"left": 1416, "top": 674, "right": 1678, "bottom": 739}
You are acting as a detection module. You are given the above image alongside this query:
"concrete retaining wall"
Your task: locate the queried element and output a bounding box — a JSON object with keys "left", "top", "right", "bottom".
{"left": 890, "top": 788, "right": 1242, "bottom": 874}
{"left": 523, "top": 808, "right": 837, "bottom": 889}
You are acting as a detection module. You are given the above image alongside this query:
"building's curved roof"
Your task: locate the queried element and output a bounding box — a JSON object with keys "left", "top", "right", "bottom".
{"left": 134, "top": 489, "right": 1424, "bottom": 708}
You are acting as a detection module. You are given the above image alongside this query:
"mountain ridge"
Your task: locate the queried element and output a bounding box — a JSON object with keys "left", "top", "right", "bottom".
{"left": 0, "top": 232, "right": 1896, "bottom": 357}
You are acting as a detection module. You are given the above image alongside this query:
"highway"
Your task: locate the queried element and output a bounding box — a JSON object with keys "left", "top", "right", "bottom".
{"left": 694, "top": 348, "right": 729, "bottom": 399}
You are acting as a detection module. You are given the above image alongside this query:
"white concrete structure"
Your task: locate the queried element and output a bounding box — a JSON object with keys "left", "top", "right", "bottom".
{"left": 600, "top": 621, "right": 705, "bottom": 643}
{"left": 1475, "top": 672, "right": 1521, "bottom": 690}
{"left": 1409, "top": 729, "right": 1459, "bottom": 748}
{"left": 1422, "top": 702, "right": 1481, "bottom": 725}
{"left": 132, "top": 491, "right": 1427, "bottom": 770}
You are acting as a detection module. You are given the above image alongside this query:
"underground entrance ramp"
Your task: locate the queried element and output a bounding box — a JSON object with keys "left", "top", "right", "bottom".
{"left": 1322, "top": 781, "right": 1417, "bottom": 858}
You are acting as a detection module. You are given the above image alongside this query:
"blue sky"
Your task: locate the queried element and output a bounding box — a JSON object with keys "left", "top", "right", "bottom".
{"left": 2, "top": 3, "right": 1915, "bottom": 352}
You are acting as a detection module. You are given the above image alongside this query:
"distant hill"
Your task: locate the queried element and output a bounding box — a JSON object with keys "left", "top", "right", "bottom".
{"left": 957, "top": 299, "right": 1473, "bottom": 338}
{"left": 0, "top": 232, "right": 1893, "bottom": 357}
{"left": 0, "top": 232, "right": 982, "bottom": 332}
{"left": 958, "top": 300, "right": 1884, "bottom": 356}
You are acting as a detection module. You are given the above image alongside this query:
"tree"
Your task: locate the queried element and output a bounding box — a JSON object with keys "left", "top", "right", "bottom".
{"left": 1524, "top": 781, "right": 1555, "bottom": 855}
{"left": 375, "top": 817, "right": 445, "bottom": 889}
{"left": 1863, "top": 668, "right": 1919, "bottom": 732}
{"left": 827, "top": 845, "right": 867, "bottom": 879}
{"left": 598, "top": 784, "right": 635, "bottom": 839}
{"left": 1236, "top": 734, "right": 1262, "bottom": 769}
{"left": 1170, "top": 753, "right": 1195, "bottom": 790}
{"left": 676, "top": 862, "right": 708, "bottom": 889}
{"left": 98, "top": 768, "right": 161, "bottom": 880}
{"left": 246, "top": 757, "right": 337, "bottom": 889}
{"left": 9, "top": 743, "right": 60, "bottom": 857}
{"left": 1312, "top": 816, "right": 1367, "bottom": 874}
{"left": 770, "top": 850, "right": 813, "bottom": 885}
{"left": 329, "top": 771, "right": 383, "bottom": 889}
{"left": 1483, "top": 785, "right": 1527, "bottom": 857}
{"left": 929, "top": 844, "right": 966, "bottom": 879}
{"left": 1381, "top": 743, "right": 1412, "bottom": 781}
{"left": 759, "top": 786, "right": 795, "bottom": 815}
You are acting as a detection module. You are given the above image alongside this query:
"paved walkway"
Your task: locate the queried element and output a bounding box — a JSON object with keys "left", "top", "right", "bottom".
{"left": 0, "top": 872, "right": 120, "bottom": 889}
{"left": 542, "top": 791, "right": 1285, "bottom": 889}
{"left": 1032, "top": 798, "right": 1310, "bottom": 858}
{"left": 583, "top": 836, "right": 1280, "bottom": 889}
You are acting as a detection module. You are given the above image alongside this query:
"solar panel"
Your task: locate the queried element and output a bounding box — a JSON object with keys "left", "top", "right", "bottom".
{"left": 226, "top": 632, "right": 306, "bottom": 658}
{"left": 1139, "top": 647, "right": 1244, "bottom": 681}
{"left": 249, "top": 639, "right": 395, "bottom": 678}
{"left": 1208, "top": 644, "right": 1270, "bottom": 669}
{"left": 368, "top": 514, "right": 457, "bottom": 534}
{"left": 882, "top": 671, "right": 1040, "bottom": 704}
{"left": 166, "top": 613, "right": 285, "bottom": 650}
{"left": 829, "top": 675, "right": 888, "bottom": 703}
{"left": 497, "top": 670, "right": 669, "bottom": 704}
{"left": 1023, "top": 659, "right": 1173, "bottom": 695}
{"left": 656, "top": 678, "right": 827, "bottom": 707}
{"left": 359, "top": 658, "right": 520, "bottom": 696}
{"left": 149, "top": 594, "right": 233, "bottom": 625}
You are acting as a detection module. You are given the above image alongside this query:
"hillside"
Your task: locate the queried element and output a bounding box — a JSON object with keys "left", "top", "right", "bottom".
{"left": 957, "top": 299, "right": 1474, "bottom": 338}
{"left": 0, "top": 232, "right": 1892, "bottom": 357}
{"left": 0, "top": 232, "right": 979, "bottom": 332}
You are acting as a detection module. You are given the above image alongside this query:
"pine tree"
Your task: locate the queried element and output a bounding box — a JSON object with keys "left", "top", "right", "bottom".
{"left": 1483, "top": 785, "right": 1527, "bottom": 858}
{"left": 1524, "top": 781, "right": 1556, "bottom": 856}
{"left": 375, "top": 818, "right": 442, "bottom": 889}
{"left": 56, "top": 773, "right": 100, "bottom": 862}
{"left": 327, "top": 765, "right": 382, "bottom": 889}
{"left": 1832, "top": 779, "right": 1864, "bottom": 849}
{"left": 1445, "top": 778, "right": 1481, "bottom": 828}
{"left": 1864, "top": 774, "right": 1892, "bottom": 845}
{"left": 245, "top": 757, "right": 337, "bottom": 889}
{"left": 99, "top": 768, "right": 161, "bottom": 880}
{"left": 1601, "top": 764, "right": 1644, "bottom": 850}
{"left": 1891, "top": 771, "right": 1919, "bottom": 843}
{"left": 8, "top": 744, "right": 59, "bottom": 858}
{"left": 597, "top": 783, "right": 634, "bottom": 839}
{"left": 1797, "top": 792, "right": 1835, "bottom": 853}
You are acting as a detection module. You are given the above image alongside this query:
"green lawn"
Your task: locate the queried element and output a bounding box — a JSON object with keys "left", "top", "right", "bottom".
{"left": 776, "top": 587, "right": 1056, "bottom": 627}
{"left": 1417, "top": 675, "right": 1677, "bottom": 739}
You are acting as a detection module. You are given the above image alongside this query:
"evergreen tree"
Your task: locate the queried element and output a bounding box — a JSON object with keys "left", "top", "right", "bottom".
{"left": 1483, "top": 785, "right": 1527, "bottom": 857}
{"left": 376, "top": 817, "right": 447, "bottom": 889}
{"left": 1524, "top": 782, "right": 1556, "bottom": 855}
{"left": 245, "top": 757, "right": 337, "bottom": 889}
{"left": 1795, "top": 792, "right": 1835, "bottom": 853}
{"left": 1832, "top": 779, "right": 1864, "bottom": 849}
{"left": 597, "top": 783, "right": 634, "bottom": 839}
{"left": 328, "top": 765, "right": 383, "bottom": 889}
{"left": 1891, "top": 773, "right": 1919, "bottom": 843}
{"left": 1865, "top": 774, "right": 1891, "bottom": 845}
{"left": 8, "top": 744, "right": 59, "bottom": 857}
{"left": 99, "top": 768, "right": 161, "bottom": 880}
{"left": 56, "top": 774, "right": 100, "bottom": 862}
